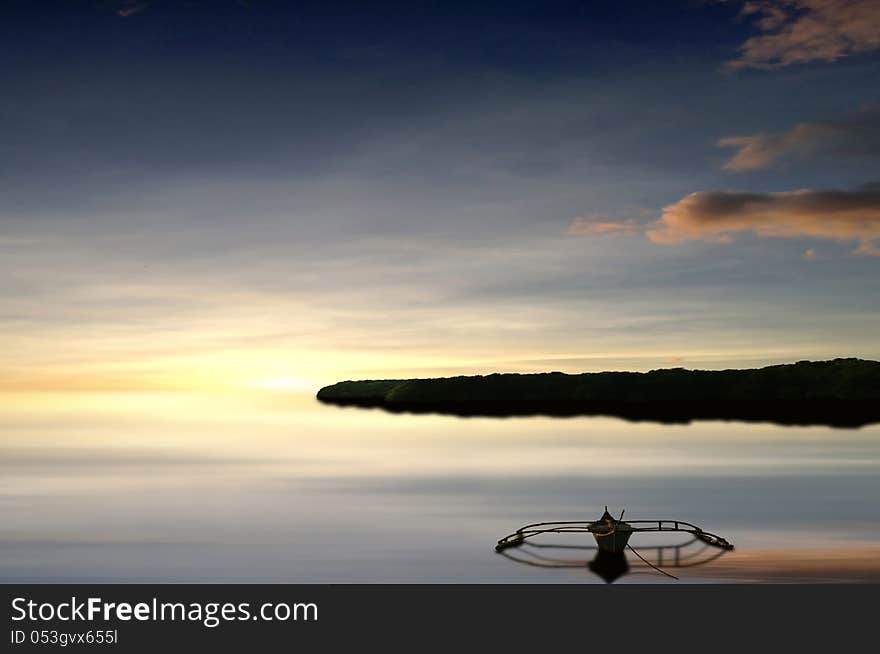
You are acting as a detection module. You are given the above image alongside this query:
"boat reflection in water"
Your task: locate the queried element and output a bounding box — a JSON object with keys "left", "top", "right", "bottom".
{"left": 495, "top": 507, "right": 733, "bottom": 583}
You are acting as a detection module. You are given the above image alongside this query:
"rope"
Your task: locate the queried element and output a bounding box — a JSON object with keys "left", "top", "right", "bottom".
{"left": 626, "top": 544, "right": 678, "bottom": 580}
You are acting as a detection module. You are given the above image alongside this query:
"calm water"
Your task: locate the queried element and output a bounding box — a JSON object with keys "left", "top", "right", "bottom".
{"left": 3, "top": 391, "right": 880, "bottom": 583}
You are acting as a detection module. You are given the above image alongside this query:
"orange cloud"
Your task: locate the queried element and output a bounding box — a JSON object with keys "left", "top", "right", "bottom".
{"left": 718, "top": 105, "right": 880, "bottom": 171}
{"left": 646, "top": 188, "right": 880, "bottom": 255}
{"left": 567, "top": 215, "right": 637, "bottom": 236}
{"left": 726, "top": 0, "right": 880, "bottom": 70}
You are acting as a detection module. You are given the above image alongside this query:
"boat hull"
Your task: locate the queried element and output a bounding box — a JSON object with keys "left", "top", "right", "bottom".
{"left": 592, "top": 527, "right": 633, "bottom": 554}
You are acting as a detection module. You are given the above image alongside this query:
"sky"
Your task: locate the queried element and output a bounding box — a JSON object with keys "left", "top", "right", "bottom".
{"left": 1, "top": 0, "right": 879, "bottom": 393}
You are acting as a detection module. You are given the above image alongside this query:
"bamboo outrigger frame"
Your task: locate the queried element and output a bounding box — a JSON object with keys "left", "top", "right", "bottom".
{"left": 495, "top": 506, "right": 733, "bottom": 552}
{"left": 495, "top": 507, "right": 733, "bottom": 580}
{"left": 496, "top": 517, "right": 734, "bottom": 553}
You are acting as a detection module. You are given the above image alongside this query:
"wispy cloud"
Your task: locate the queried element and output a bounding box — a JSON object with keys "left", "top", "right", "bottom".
{"left": 115, "top": 1, "right": 148, "bottom": 17}
{"left": 567, "top": 215, "right": 638, "bottom": 236}
{"left": 726, "top": 0, "right": 880, "bottom": 70}
{"left": 646, "top": 187, "right": 880, "bottom": 255}
{"left": 718, "top": 104, "right": 880, "bottom": 170}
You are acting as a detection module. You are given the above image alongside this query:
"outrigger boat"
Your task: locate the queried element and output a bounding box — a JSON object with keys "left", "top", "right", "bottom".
{"left": 497, "top": 506, "right": 733, "bottom": 555}
{"left": 495, "top": 506, "right": 732, "bottom": 580}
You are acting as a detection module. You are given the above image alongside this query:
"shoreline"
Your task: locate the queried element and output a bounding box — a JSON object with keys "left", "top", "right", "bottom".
{"left": 317, "top": 359, "right": 880, "bottom": 428}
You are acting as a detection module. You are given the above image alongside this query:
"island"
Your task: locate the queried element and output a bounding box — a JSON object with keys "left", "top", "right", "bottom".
{"left": 316, "top": 358, "right": 880, "bottom": 427}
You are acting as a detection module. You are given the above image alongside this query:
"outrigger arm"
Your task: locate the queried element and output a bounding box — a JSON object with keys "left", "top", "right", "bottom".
{"left": 495, "top": 517, "right": 733, "bottom": 553}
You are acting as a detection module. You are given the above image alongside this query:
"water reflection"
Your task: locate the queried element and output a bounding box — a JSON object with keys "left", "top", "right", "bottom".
{"left": 2, "top": 391, "right": 880, "bottom": 582}
{"left": 320, "top": 395, "right": 880, "bottom": 428}
{"left": 497, "top": 533, "right": 733, "bottom": 583}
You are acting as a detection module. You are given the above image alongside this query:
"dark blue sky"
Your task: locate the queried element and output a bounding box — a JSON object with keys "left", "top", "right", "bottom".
{"left": 3, "top": 2, "right": 744, "bottom": 68}
{"left": 2, "top": 0, "right": 879, "bottom": 388}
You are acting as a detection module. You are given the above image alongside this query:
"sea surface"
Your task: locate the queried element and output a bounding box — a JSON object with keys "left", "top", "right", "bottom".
{"left": 3, "top": 391, "right": 880, "bottom": 583}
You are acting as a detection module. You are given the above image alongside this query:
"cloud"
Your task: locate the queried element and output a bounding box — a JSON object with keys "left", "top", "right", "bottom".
{"left": 646, "top": 187, "right": 880, "bottom": 255}
{"left": 115, "top": 1, "right": 148, "bottom": 17}
{"left": 726, "top": 0, "right": 880, "bottom": 70}
{"left": 853, "top": 241, "right": 880, "bottom": 257}
{"left": 567, "top": 215, "right": 638, "bottom": 236}
{"left": 718, "top": 104, "right": 880, "bottom": 170}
